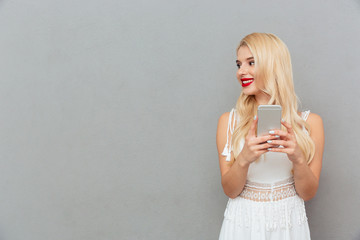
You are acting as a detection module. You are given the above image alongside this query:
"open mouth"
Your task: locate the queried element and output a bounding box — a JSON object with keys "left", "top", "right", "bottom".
{"left": 241, "top": 78, "right": 254, "bottom": 87}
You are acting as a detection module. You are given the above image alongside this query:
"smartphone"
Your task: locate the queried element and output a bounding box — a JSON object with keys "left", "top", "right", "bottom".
{"left": 257, "top": 105, "right": 282, "bottom": 147}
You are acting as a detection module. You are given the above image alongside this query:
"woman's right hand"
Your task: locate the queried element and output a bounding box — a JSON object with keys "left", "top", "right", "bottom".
{"left": 235, "top": 115, "right": 278, "bottom": 166}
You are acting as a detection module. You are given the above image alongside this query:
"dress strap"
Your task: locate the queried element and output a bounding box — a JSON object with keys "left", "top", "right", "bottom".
{"left": 301, "top": 110, "right": 310, "bottom": 121}
{"left": 301, "top": 110, "right": 310, "bottom": 135}
{"left": 221, "top": 108, "right": 237, "bottom": 161}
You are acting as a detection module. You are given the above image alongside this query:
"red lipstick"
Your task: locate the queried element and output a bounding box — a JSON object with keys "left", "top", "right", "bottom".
{"left": 241, "top": 78, "right": 254, "bottom": 87}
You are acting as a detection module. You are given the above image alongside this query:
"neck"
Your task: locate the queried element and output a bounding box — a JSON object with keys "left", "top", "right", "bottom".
{"left": 255, "top": 92, "right": 271, "bottom": 105}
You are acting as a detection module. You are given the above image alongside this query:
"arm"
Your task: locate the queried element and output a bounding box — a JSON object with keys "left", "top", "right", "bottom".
{"left": 216, "top": 112, "right": 249, "bottom": 199}
{"left": 292, "top": 113, "right": 324, "bottom": 201}
{"left": 216, "top": 113, "right": 277, "bottom": 199}
{"left": 267, "top": 113, "right": 325, "bottom": 201}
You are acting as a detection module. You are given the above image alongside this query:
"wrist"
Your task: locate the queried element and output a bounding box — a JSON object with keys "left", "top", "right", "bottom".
{"left": 236, "top": 153, "right": 250, "bottom": 168}
{"left": 293, "top": 158, "right": 307, "bottom": 167}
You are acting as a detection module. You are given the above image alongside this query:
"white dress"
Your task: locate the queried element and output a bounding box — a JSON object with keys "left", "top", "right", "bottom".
{"left": 218, "top": 108, "right": 312, "bottom": 240}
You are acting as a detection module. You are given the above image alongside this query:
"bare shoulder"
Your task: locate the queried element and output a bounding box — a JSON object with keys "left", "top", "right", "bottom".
{"left": 216, "top": 111, "right": 235, "bottom": 176}
{"left": 218, "top": 111, "right": 231, "bottom": 126}
{"left": 216, "top": 109, "right": 239, "bottom": 155}
{"left": 216, "top": 112, "right": 231, "bottom": 150}
{"left": 306, "top": 112, "right": 324, "bottom": 131}
{"left": 303, "top": 112, "right": 325, "bottom": 184}
{"left": 306, "top": 112, "right": 325, "bottom": 152}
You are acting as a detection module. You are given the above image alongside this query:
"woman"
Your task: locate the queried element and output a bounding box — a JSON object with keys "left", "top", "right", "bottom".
{"left": 216, "top": 33, "right": 324, "bottom": 239}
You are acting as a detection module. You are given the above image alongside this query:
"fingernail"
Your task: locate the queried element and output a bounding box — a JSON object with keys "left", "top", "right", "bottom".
{"left": 267, "top": 148, "right": 272, "bottom": 151}
{"left": 254, "top": 115, "right": 257, "bottom": 120}
{"left": 275, "top": 135, "right": 280, "bottom": 138}
{"left": 269, "top": 130, "right": 275, "bottom": 134}
{"left": 267, "top": 140, "right": 272, "bottom": 143}
{"left": 281, "top": 118, "right": 285, "bottom": 122}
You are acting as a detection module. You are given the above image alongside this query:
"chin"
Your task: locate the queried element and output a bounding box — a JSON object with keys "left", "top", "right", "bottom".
{"left": 242, "top": 87, "right": 257, "bottom": 96}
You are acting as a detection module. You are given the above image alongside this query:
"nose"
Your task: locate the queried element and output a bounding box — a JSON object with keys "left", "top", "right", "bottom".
{"left": 237, "top": 65, "right": 248, "bottom": 76}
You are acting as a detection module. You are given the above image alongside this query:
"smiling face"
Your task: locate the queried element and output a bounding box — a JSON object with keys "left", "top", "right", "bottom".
{"left": 236, "top": 45, "right": 270, "bottom": 104}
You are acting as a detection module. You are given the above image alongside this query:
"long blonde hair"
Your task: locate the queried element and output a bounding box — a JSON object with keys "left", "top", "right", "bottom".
{"left": 231, "top": 33, "right": 315, "bottom": 165}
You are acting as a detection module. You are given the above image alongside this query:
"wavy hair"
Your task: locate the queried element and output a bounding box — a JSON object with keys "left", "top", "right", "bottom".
{"left": 231, "top": 33, "right": 315, "bottom": 165}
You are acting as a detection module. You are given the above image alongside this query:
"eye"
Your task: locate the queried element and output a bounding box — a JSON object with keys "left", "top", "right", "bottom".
{"left": 249, "top": 61, "right": 255, "bottom": 66}
{"left": 236, "top": 63, "right": 241, "bottom": 69}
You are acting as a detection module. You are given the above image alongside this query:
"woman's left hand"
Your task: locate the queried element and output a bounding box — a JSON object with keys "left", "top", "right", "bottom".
{"left": 267, "top": 119, "right": 305, "bottom": 164}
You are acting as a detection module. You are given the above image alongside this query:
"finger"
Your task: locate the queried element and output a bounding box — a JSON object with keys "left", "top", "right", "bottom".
{"left": 248, "top": 115, "right": 258, "bottom": 137}
{"left": 252, "top": 134, "right": 279, "bottom": 145}
{"left": 268, "top": 129, "right": 289, "bottom": 139}
{"left": 267, "top": 147, "right": 291, "bottom": 154}
{"left": 253, "top": 149, "right": 269, "bottom": 157}
{"left": 253, "top": 143, "right": 274, "bottom": 151}
{"left": 266, "top": 139, "right": 291, "bottom": 148}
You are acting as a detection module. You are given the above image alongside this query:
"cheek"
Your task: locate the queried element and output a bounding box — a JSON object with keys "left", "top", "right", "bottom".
{"left": 254, "top": 78, "right": 265, "bottom": 89}
{"left": 249, "top": 68, "right": 255, "bottom": 77}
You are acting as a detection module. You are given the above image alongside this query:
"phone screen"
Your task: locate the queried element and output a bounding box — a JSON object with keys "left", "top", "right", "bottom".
{"left": 257, "top": 105, "right": 282, "bottom": 138}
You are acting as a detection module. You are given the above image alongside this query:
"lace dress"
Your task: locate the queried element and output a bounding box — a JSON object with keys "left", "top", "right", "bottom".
{"left": 218, "top": 108, "right": 311, "bottom": 240}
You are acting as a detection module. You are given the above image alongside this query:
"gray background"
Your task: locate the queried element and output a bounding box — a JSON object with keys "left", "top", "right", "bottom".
{"left": 0, "top": 0, "right": 359, "bottom": 239}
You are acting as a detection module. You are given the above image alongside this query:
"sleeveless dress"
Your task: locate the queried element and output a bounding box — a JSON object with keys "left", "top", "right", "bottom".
{"left": 218, "top": 108, "right": 312, "bottom": 240}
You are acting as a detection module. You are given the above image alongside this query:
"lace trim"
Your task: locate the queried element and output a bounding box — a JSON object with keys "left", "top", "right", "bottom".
{"left": 239, "top": 184, "right": 296, "bottom": 202}
{"left": 245, "top": 177, "right": 294, "bottom": 189}
{"left": 239, "top": 177, "right": 296, "bottom": 202}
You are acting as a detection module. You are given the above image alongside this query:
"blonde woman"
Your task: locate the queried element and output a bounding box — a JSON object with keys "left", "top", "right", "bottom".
{"left": 216, "top": 33, "right": 324, "bottom": 239}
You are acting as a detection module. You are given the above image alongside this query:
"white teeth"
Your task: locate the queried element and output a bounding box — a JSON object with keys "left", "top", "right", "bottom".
{"left": 243, "top": 80, "right": 253, "bottom": 84}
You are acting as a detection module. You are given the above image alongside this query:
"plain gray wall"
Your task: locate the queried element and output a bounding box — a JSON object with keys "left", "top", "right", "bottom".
{"left": 0, "top": 0, "right": 359, "bottom": 239}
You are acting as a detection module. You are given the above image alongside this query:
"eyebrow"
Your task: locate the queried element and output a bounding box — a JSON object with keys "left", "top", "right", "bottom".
{"left": 236, "top": 57, "right": 254, "bottom": 64}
